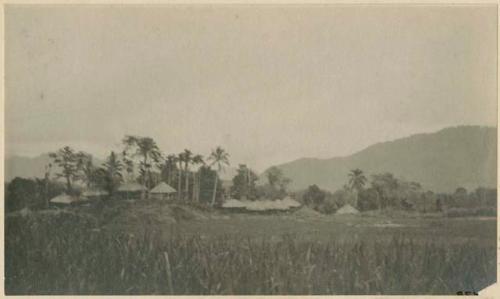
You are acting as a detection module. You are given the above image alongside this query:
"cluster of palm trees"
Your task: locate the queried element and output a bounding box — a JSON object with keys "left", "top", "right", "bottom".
{"left": 49, "top": 135, "right": 231, "bottom": 206}
{"left": 161, "top": 147, "right": 230, "bottom": 205}
{"left": 121, "top": 135, "right": 230, "bottom": 205}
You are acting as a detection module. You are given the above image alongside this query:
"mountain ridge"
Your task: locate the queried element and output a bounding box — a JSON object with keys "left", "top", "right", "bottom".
{"left": 5, "top": 126, "right": 497, "bottom": 193}
{"left": 264, "top": 125, "right": 497, "bottom": 193}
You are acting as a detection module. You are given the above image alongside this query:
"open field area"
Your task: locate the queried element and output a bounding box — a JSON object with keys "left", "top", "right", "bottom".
{"left": 5, "top": 199, "right": 497, "bottom": 295}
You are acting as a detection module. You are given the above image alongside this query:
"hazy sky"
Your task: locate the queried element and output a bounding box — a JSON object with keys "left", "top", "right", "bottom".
{"left": 5, "top": 5, "right": 497, "bottom": 171}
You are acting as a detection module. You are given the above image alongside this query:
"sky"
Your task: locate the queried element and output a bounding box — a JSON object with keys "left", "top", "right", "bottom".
{"left": 5, "top": 5, "right": 497, "bottom": 171}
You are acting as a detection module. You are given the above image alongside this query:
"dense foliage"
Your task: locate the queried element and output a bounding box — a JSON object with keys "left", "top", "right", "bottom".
{"left": 5, "top": 178, "right": 65, "bottom": 212}
{"left": 298, "top": 171, "right": 496, "bottom": 215}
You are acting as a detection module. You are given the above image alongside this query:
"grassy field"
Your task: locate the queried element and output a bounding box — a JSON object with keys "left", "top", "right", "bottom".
{"left": 5, "top": 199, "right": 497, "bottom": 295}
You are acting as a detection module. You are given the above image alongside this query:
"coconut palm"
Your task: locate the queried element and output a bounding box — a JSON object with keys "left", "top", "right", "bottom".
{"left": 348, "top": 169, "right": 367, "bottom": 192}
{"left": 182, "top": 149, "right": 193, "bottom": 200}
{"left": 177, "top": 152, "right": 185, "bottom": 200}
{"left": 162, "top": 154, "right": 178, "bottom": 186}
{"left": 77, "top": 153, "right": 96, "bottom": 188}
{"left": 100, "top": 151, "right": 124, "bottom": 195}
{"left": 208, "top": 147, "right": 230, "bottom": 206}
{"left": 122, "top": 136, "right": 162, "bottom": 198}
{"left": 43, "top": 163, "right": 52, "bottom": 208}
{"left": 348, "top": 168, "right": 367, "bottom": 208}
{"left": 191, "top": 154, "right": 204, "bottom": 201}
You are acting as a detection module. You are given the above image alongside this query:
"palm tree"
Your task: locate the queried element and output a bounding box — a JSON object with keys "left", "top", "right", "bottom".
{"left": 77, "top": 153, "right": 95, "bottom": 188}
{"left": 122, "top": 136, "right": 162, "bottom": 198}
{"left": 191, "top": 154, "right": 204, "bottom": 201}
{"left": 122, "top": 150, "right": 134, "bottom": 182}
{"left": 163, "top": 154, "right": 178, "bottom": 185}
{"left": 208, "top": 147, "right": 230, "bottom": 206}
{"left": 348, "top": 169, "right": 367, "bottom": 192}
{"left": 43, "top": 163, "right": 52, "bottom": 208}
{"left": 101, "top": 151, "right": 124, "bottom": 195}
{"left": 182, "top": 149, "right": 193, "bottom": 200}
{"left": 348, "top": 168, "right": 367, "bottom": 208}
{"left": 177, "top": 152, "right": 185, "bottom": 201}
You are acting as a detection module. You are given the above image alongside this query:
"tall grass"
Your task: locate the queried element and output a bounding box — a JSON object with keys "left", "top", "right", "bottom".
{"left": 6, "top": 211, "right": 496, "bottom": 295}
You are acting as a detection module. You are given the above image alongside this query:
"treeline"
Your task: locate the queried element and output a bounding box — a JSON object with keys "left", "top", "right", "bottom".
{"left": 298, "top": 169, "right": 496, "bottom": 215}
{"left": 6, "top": 135, "right": 231, "bottom": 212}
{"left": 228, "top": 165, "right": 292, "bottom": 200}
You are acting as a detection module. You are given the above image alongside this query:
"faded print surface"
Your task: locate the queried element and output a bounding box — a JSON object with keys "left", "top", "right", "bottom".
{"left": 4, "top": 4, "right": 497, "bottom": 295}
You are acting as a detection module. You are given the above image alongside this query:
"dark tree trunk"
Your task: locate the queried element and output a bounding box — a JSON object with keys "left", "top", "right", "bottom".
{"left": 211, "top": 174, "right": 218, "bottom": 206}
{"left": 178, "top": 168, "right": 182, "bottom": 201}
{"left": 66, "top": 176, "right": 72, "bottom": 193}
{"left": 185, "top": 168, "right": 189, "bottom": 201}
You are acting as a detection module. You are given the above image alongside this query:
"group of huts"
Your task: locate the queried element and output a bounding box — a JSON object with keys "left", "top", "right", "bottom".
{"left": 221, "top": 197, "right": 303, "bottom": 213}
{"left": 49, "top": 181, "right": 360, "bottom": 216}
{"left": 49, "top": 181, "right": 177, "bottom": 207}
{"left": 221, "top": 197, "right": 359, "bottom": 215}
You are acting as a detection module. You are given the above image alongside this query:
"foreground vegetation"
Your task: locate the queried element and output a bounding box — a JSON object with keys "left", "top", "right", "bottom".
{"left": 6, "top": 211, "right": 495, "bottom": 295}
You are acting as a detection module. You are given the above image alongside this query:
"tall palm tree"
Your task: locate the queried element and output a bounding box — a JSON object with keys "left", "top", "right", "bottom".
{"left": 191, "top": 154, "right": 204, "bottom": 202}
{"left": 164, "top": 155, "right": 178, "bottom": 185}
{"left": 43, "top": 163, "right": 52, "bottom": 208}
{"left": 348, "top": 168, "right": 367, "bottom": 208}
{"left": 101, "top": 151, "right": 124, "bottom": 195}
{"left": 77, "top": 153, "right": 95, "bottom": 189}
{"left": 177, "top": 152, "right": 185, "bottom": 201}
{"left": 122, "top": 136, "right": 162, "bottom": 198}
{"left": 182, "top": 149, "right": 193, "bottom": 200}
{"left": 348, "top": 169, "right": 367, "bottom": 192}
{"left": 122, "top": 150, "right": 134, "bottom": 183}
{"left": 208, "top": 147, "right": 230, "bottom": 206}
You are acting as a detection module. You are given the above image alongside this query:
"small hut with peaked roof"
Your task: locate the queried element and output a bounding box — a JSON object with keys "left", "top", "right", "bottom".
{"left": 336, "top": 204, "right": 360, "bottom": 215}
{"left": 150, "top": 182, "right": 177, "bottom": 200}
{"left": 117, "top": 182, "right": 146, "bottom": 200}
{"left": 50, "top": 193, "right": 87, "bottom": 207}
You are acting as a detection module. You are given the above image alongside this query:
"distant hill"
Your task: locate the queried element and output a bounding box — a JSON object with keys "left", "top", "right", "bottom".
{"left": 263, "top": 126, "right": 497, "bottom": 193}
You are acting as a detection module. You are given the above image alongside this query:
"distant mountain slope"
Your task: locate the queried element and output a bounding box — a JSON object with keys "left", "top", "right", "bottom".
{"left": 264, "top": 126, "right": 496, "bottom": 193}
{"left": 5, "top": 154, "right": 53, "bottom": 181}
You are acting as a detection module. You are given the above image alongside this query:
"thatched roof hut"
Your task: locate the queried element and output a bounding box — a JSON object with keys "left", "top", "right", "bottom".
{"left": 150, "top": 182, "right": 176, "bottom": 194}
{"left": 50, "top": 193, "right": 86, "bottom": 205}
{"left": 150, "top": 182, "right": 176, "bottom": 200}
{"left": 222, "top": 199, "right": 247, "bottom": 209}
{"left": 336, "top": 204, "right": 360, "bottom": 215}
{"left": 281, "top": 197, "right": 302, "bottom": 208}
{"left": 116, "top": 182, "right": 146, "bottom": 200}
{"left": 118, "top": 182, "right": 145, "bottom": 192}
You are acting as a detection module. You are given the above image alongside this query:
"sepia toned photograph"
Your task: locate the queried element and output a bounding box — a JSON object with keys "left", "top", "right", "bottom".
{"left": 3, "top": 3, "right": 498, "bottom": 295}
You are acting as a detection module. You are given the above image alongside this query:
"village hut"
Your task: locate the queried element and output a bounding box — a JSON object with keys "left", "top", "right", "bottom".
{"left": 221, "top": 197, "right": 301, "bottom": 214}
{"left": 117, "top": 182, "right": 146, "bottom": 200}
{"left": 81, "top": 189, "right": 109, "bottom": 201}
{"left": 149, "top": 182, "right": 177, "bottom": 200}
{"left": 281, "top": 197, "right": 302, "bottom": 209}
{"left": 221, "top": 199, "right": 248, "bottom": 212}
{"left": 336, "top": 204, "right": 360, "bottom": 215}
{"left": 50, "top": 193, "right": 87, "bottom": 207}
{"left": 245, "top": 200, "right": 289, "bottom": 213}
